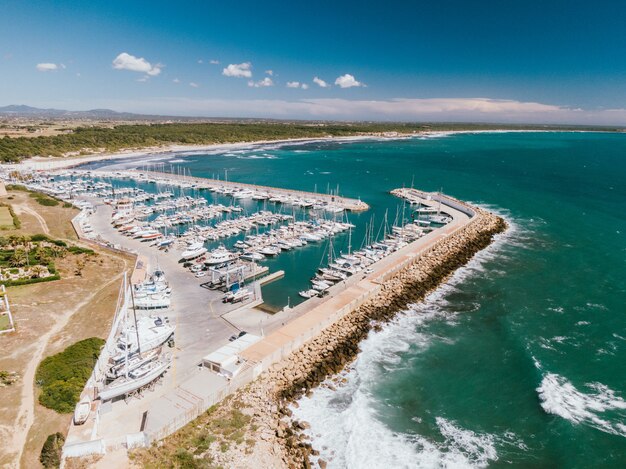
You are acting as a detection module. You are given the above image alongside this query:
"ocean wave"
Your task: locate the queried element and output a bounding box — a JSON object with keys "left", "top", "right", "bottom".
{"left": 293, "top": 380, "right": 501, "bottom": 468}
{"left": 537, "top": 372, "right": 626, "bottom": 437}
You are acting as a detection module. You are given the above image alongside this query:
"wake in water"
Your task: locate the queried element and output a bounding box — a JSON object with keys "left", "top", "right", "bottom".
{"left": 291, "top": 209, "right": 524, "bottom": 468}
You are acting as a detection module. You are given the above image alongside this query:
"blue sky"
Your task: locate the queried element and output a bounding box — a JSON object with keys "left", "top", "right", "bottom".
{"left": 3, "top": 0, "right": 626, "bottom": 123}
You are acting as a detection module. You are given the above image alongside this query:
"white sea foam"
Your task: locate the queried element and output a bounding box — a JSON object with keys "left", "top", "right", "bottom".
{"left": 537, "top": 372, "right": 626, "bottom": 437}
{"left": 168, "top": 158, "right": 187, "bottom": 163}
{"left": 436, "top": 417, "right": 499, "bottom": 465}
{"left": 293, "top": 376, "right": 501, "bottom": 469}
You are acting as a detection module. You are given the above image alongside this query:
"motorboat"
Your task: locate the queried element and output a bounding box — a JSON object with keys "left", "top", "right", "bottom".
{"left": 240, "top": 251, "right": 264, "bottom": 262}
{"left": 181, "top": 245, "right": 208, "bottom": 261}
{"left": 299, "top": 289, "right": 320, "bottom": 299}
{"left": 259, "top": 245, "right": 280, "bottom": 256}
{"left": 73, "top": 397, "right": 91, "bottom": 425}
{"left": 205, "top": 246, "right": 239, "bottom": 265}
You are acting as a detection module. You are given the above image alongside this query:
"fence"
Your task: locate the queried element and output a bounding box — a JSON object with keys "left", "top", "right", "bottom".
{"left": 144, "top": 364, "right": 258, "bottom": 443}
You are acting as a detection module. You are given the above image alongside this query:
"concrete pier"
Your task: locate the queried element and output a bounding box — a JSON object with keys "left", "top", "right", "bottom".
{"left": 111, "top": 169, "right": 370, "bottom": 212}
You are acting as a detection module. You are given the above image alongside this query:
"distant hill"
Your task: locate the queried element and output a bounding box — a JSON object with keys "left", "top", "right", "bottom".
{"left": 0, "top": 104, "right": 168, "bottom": 120}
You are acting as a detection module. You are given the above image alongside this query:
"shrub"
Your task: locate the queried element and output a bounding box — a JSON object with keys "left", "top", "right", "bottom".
{"left": 40, "top": 432, "right": 65, "bottom": 468}
{"left": 68, "top": 246, "right": 94, "bottom": 255}
{"left": 35, "top": 337, "right": 105, "bottom": 413}
{"left": 2, "top": 273, "right": 60, "bottom": 287}
{"left": 30, "top": 233, "right": 51, "bottom": 242}
{"left": 36, "top": 197, "right": 60, "bottom": 207}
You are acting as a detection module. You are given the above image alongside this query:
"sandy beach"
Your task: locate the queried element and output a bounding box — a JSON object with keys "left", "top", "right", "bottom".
{"left": 9, "top": 135, "right": 408, "bottom": 172}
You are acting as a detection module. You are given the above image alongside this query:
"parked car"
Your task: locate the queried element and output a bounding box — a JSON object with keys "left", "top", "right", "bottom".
{"left": 229, "top": 330, "right": 248, "bottom": 342}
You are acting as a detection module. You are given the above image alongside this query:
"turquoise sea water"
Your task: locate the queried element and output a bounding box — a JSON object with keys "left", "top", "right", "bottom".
{"left": 97, "top": 132, "right": 626, "bottom": 467}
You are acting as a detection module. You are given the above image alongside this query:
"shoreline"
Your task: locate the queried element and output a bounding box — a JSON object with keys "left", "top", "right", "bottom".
{"left": 133, "top": 202, "right": 507, "bottom": 468}
{"left": 8, "top": 128, "right": 615, "bottom": 173}
{"left": 10, "top": 135, "right": 401, "bottom": 172}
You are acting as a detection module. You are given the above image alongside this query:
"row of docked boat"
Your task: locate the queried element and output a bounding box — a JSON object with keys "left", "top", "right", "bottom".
{"left": 98, "top": 269, "right": 175, "bottom": 402}
{"left": 208, "top": 185, "right": 347, "bottom": 213}
{"left": 299, "top": 220, "right": 431, "bottom": 298}
{"left": 233, "top": 219, "right": 354, "bottom": 260}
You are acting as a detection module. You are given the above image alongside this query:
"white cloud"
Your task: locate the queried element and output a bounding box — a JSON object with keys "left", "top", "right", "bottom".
{"left": 265, "top": 70, "right": 274, "bottom": 76}
{"left": 112, "top": 52, "right": 162, "bottom": 77}
{"left": 286, "top": 81, "right": 309, "bottom": 90}
{"left": 222, "top": 62, "right": 252, "bottom": 78}
{"left": 197, "top": 59, "right": 203, "bottom": 64}
{"left": 173, "top": 78, "right": 180, "bottom": 84}
{"left": 313, "top": 76, "right": 329, "bottom": 88}
{"left": 36, "top": 63, "right": 59, "bottom": 72}
{"left": 189, "top": 82, "right": 199, "bottom": 88}
{"left": 335, "top": 74, "right": 363, "bottom": 88}
{"left": 210, "top": 59, "right": 220, "bottom": 65}
{"left": 136, "top": 76, "right": 149, "bottom": 83}
{"left": 248, "top": 77, "right": 273, "bottom": 88}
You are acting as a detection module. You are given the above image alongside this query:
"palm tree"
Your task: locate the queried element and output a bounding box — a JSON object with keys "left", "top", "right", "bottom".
{"left": 18, "top": 236, "right": 30, "bottom": 267}
{"left": 49, "top": 245, "right": 67, "bottom": 259}
{"left": 30, "top": 265, "right": 47, "bottom": 278}
{"left": 9, "top": 248, "right": 27, "bottom": 268}
{"left": 7, "top": 235, "right": 20, "bottom": 249}
{"left": 34, "top": 246, "right": 50, "bottom": 265}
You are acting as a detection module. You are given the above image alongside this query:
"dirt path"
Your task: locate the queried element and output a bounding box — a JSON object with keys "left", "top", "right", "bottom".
{"left": 13, "top": 204, "right": 50, "bottom": 235}
{"left": 6, "top": 259, "right": 128, "bottom": 469}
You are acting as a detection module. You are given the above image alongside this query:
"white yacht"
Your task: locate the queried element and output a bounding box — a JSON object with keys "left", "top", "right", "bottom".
{"left": 259, "top": 245, "right": 281, "bottom": 256}
{"left": 240, "top": 251, "right": 264, "bottom": 261}
{"left": 204, "top": 246, "right": 239, "bottom": 265}
{"left": 181, "top": 243, "right": 208, "bottom": 261}
{"left": 233, "top": 189, "right": 254, "bottom": 199}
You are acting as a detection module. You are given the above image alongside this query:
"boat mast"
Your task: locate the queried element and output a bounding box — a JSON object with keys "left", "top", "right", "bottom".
{"left": 129, "top": 283, "right": 142, "bottom": 356}
{"left": 437, "top": 186, "right": 443, "bottom": 215}
{"left": 347, "top": 224, "right": 352, "bottom": 255}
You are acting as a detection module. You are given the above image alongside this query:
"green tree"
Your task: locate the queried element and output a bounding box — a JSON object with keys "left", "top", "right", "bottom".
{"left": 40, "top": 432, "right": 65, "bottom": 468}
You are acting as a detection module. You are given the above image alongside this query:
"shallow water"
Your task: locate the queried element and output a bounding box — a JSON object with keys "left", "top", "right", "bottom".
{"left": 94, "top": 132, "right": 626, "bottom": 467}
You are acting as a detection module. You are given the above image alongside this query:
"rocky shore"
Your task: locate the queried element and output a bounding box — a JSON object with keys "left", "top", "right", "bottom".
{"left": 133, "top": 208, "right": 506, "bottom": 469}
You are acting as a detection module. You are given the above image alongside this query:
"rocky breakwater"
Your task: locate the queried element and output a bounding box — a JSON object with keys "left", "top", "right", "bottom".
{"left": 236, "top": 209, "right": 507, "bottom": 468}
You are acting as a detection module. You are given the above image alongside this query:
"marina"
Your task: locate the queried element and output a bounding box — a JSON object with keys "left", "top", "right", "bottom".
{"left": 0, "top": 162, "right": 480, "bottom": 458}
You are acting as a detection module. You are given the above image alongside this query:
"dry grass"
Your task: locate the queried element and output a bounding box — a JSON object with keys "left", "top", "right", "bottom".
{"left": 0, "top": 190, "right": 135, "bottom": 468}
{"left": 132, "top": 396, "right": 256, "bottom": 469}
{"left": 0, "top": 206, "right": 13, "bottom": 228}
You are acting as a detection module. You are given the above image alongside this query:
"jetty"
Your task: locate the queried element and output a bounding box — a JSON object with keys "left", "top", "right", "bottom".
{"left": 125, "top": 169, "right": 369, "bottom": 212}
